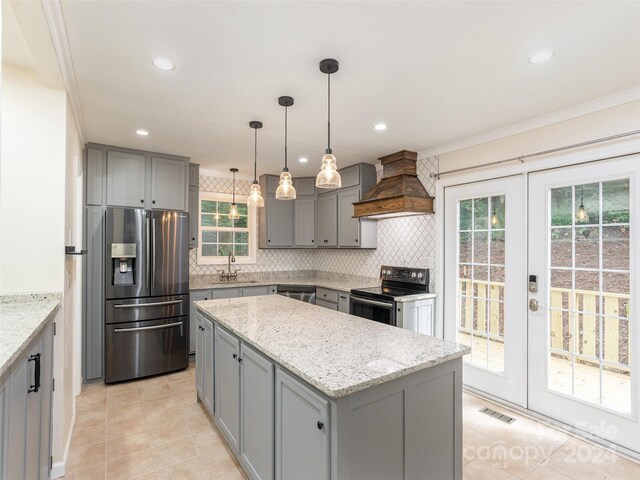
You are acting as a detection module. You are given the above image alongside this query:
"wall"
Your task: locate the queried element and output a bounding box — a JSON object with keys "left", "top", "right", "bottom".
{"left": 190, "top": 156, "right": 439, "bottom": 292}
{"left": 0, "top": 63, "right": 66, "bottom": 292}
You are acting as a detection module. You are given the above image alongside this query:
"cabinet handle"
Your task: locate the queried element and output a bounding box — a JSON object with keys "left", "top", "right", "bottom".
{"left": 340, "top": 295, "right": 347, "bottom": 299}
{"left": 238, "top": 357, "right": 243, "bottom": 363}
{"left": 232, "top": 353, "right": 238, "bottom": 359}
{"left": 28, "top": 353, "right": 41, "bottom": 394}
{"left": 317, "top": 421, "right": 324, "bottom": 430}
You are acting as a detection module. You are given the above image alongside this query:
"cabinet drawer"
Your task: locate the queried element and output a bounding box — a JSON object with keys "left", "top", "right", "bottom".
{"left": 316, "top": 288, "right": 338, "bottom": 303}
{"left": 242, "top": 286, "right": 270, "bottom": 297}
{"left": 210, "top": 288, "right": 241, "bottom": 299}
{"left": 316, "top": 299, "right": 338, "bottom": 310}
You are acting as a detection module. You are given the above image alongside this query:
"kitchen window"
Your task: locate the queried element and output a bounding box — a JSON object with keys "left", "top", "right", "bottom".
{"left": 197, "top": 192, "right": 256, "bottom": 264}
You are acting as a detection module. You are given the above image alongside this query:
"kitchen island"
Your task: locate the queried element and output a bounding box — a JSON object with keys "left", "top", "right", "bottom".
{"left": 195, "top": 295, "right": 469, "bottom": 480}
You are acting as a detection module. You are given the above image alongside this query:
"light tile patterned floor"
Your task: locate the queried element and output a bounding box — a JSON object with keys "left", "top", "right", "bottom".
{"left": 65, "top": 360, "right": 640, "bottom": 480}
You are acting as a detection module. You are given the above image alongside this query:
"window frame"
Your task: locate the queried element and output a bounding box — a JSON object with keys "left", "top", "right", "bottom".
{"left": 196, "top": 191, "right": 257, "bottom": 265}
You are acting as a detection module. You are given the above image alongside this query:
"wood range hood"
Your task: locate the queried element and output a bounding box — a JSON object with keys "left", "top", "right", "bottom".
{"left": 353, "top": 150, "right": 435, "bottom": 219}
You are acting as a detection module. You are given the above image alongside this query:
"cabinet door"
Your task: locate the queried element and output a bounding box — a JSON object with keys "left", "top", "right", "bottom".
{"left": 210, "top": 288, "right": 241, "bottom": 299}
{"left": 189, "top": 163, "right": 200, "bottom": 188}
{"left": 0, "top": 378, "right": 6, "bottom": 479}
{"left": 195, "top": 313, "right": 204, "bottom": 399}
{"left": 188, "top": 187, "right": 199, "bottom": 249}
{"left": 203, "top": 317, "right": 215, "bottom": 414}
{"left": 215, "top": 326, "right": 241, "bottom": 452}
{"left": 338, "top": 187, "right": 360, "bottom": 247}
{"left": 106, "top": 151, "right": 146, "bottom": 207}
{"left": 398, "top": 299, "right": 435, "bottom": 336}
{"left": 294, "top": 197, "right": 315, "bottom": 247}
{"left": 316, "top": 194, "right": 337, "bottom": 247}
{"left": 151, "top": 157, "right": 187, "bottom": 210}
{"left": 266, "top": 196, "right": 293, "bottom": 247}
{"left": 337, "top": 293, "right": 350, "bottom": 313}
{"left": 242, "top": 286, "right": 269, "bottom": 297}
{"left": 240, "top": 343, "right": 274, "bottom": 480}
{"left": 38, "top": 324, "right": 54, "bottom": 480}
{"left": 190, "top": 290, "right": 211, "bottom": 354}
{"left": 276, "top": 369, "right": 330, "bottom": 480}
{"left": 315, "top": 299, "right": 338, "bottom": 311}
{"left": 7, "top": 357, "right": 28, "bottom": 480}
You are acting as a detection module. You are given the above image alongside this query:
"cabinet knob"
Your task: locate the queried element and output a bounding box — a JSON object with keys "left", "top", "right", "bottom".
{"left": 268, "top": 239, "right": 271, "bottom": 243}
{"left": 232, "top": 353, "right": 238, "bottom": 359}
{"left": 152, "top": 200, "right": 156, "bottom": 204}
{"left": 317, "top": 421, "right": 324, "bottom": 430}
{"left": 140, "top": 199, "right": 144, "bottom": 203}
{"left": 192, "top": 237, "right": 195, "bottom": 241}
{"left": 355, "top": 238, "right": 358, "bottom": 242}
{"left": 238, "top": 357, "right": 243, "bottom": 363}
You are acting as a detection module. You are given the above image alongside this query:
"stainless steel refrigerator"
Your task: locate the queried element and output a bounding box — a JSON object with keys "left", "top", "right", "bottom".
{"left": 104, "top": 207, "right": 189, "bottom": 383}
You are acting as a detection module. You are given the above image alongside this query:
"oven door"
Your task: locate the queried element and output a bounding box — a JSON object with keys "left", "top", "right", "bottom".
{"left": 350, "top": 296, "right": 396, "bottom": 326}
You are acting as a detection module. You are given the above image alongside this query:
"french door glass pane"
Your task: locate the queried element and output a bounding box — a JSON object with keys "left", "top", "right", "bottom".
{"left": 457, "top": 195, "right": 506, "bottom": 372}
{"left": 547, "top": 179, "right": 631, "bottom": 413}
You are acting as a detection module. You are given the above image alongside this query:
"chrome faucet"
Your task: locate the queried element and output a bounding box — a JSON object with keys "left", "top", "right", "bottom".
{"left": 219, "top": 250, "right": 238, "bottom": 281}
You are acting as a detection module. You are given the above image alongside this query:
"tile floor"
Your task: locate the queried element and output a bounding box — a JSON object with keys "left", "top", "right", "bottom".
{"left": 65, "top": 360, "right": 640, "bottom": 480}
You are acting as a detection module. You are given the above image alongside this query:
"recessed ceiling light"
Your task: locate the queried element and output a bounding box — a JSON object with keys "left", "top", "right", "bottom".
{"left": 528, "top": 50, "right": 555, "bottom": 64}
{"left": 374, "top": 123, "right": 387, "bottom": 131}
{"left": 151, "top": 58, "right": 175, "bottom": 71}
{"left": 136, "top": 129, "right": 149, "bottom": 136}
{"left": 298, "top": 157, "right": 308, "bottom": 163}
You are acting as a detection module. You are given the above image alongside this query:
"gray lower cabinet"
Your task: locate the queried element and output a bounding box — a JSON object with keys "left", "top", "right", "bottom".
{"left": 294, "top": 197, "right": 315, "bottom": 247}
{"left": 190, "top": 290, "right": 211, "bottom": 354}
{"left": 195, "top": 311, "right": 214, "bottom": 415}
{"left": 151, "top": 157, "right": 187, "bottom": 211}
{"left": 242, "top": 286, "right": 270, "bottom": 297}
{"left": 3, "top": 322, "right": 54, "bottom": 480}
{"left": 240, "top": 343, "right": 274, "bottom": 480}
{"left": 397, "top": 297, "right": 436, "bottom": 336}
{"left": 275, "top": 368, "right": 330, "bottom": 480}
{"left": 337, "top": 293, "right": 350, "bottom": 313}
{"left": 106, "top": 150, "right": 146, "bottom": 207}
{"left": 315, "top": 299, "right": 338, "bottom": 311}
{"left": 215, "top": 326, "right": 241, "bottom": 452}
{"left": 316, "top": 193, "right": 338, "bottom": 247}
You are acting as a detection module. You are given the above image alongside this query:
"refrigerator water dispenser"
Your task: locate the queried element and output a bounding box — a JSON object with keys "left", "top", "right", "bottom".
{"left": 111, "top": 243, "right": 136, "bottom": 286}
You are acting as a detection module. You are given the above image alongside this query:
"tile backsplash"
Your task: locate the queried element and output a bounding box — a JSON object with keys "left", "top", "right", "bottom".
{"left": 190, "top": 155, "right": 438, "bottom": 292}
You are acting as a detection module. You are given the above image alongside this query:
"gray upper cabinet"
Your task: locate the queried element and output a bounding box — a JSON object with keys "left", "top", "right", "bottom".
{"left": 294, "top": 197, "right": 315, "bottom": 247}
{"left": 276, "top": 368, "right": 330, "bottom": 480}
{"left": 316, "top": 193, "right": 337, "bottom": 247}
{"left": 293, "top": 177, "right": 315, "bottom": 196}
{"left": 151, "top": 157, "right": 187, "bottom": 210}
{"left": 338, "top": 187, "right": 361, "bottom": 247}
{"left": 265, "top": 196, "right": 294, "bottom": 247}
{"left": 240, "top": 343, "right": 274, "bottom": 480}
{"left": 106, "top": 151, "right": 146, "bottom": 207}
{"left": 86, "top": 148, "right": 104, "bottom": 206}
{"left": 189, "top": 163, "right": 200, "bottom": 188}
{"left": 215, "top": 326, "right": 241, "bottom": 452}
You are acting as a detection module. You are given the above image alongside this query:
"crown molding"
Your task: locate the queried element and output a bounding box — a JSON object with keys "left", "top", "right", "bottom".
{"left": 41, "top": 0, "right": 87, "bottom": 145}
{"left": 200, "top": 168, "right": 255, "bottom": 181}
{"left": 420, "top": 85, "right": 640, "bottom": 158}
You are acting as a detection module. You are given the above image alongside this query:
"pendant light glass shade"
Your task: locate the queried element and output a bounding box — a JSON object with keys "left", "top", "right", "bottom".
{"left": 276, "top": 96, "right": 296, "bottom": 200}
{"left": 247, "top": 121, "right": 265, "bottom": 207}
{"left": 576, "top": 185, "right": 589, "bottom": 222}
{"left": 247, "top": 182, "right": 264, "bottom": 207}
{"left": 228, "top": 168, "right": 240, "bottom": 220}
{"left": 316, "top": 58, "right": 342, "bottom": 189}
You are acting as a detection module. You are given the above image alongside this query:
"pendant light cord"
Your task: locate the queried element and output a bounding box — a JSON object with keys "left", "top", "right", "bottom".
{"left": 327, "top": 73, "right": 331, "bottom": 151}
{"left": 253, "top": 127, "right": 258, "bottom": 181}
{"left": 284, "top": 105, "right": 288, "bottom": 170}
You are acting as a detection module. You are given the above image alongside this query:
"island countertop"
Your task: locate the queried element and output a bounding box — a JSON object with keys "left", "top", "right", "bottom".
{"left": 0, "top": 293, "right": 60, "bottom": 378}
{"left": 196, "top": 295, "right": 469, "bottom": 399}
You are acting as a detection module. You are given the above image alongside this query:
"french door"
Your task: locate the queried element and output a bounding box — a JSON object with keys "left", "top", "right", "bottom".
{"left": 444, "top": 176, "right": 527, "bottom": 406}
{"left": 528, "top": 158, "right": 639, "bottom": 452}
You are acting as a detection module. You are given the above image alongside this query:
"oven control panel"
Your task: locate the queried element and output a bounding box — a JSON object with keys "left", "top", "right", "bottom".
{"left": 379, "top": 266, "right": 429, "bottom": 286}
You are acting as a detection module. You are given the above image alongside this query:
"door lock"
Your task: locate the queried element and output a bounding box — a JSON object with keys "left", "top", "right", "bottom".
{"left": 529, "top": 298, "right": 539, "bottom": 312}
{"left": 528, "top": 275, "right": 538, "bottom": 293}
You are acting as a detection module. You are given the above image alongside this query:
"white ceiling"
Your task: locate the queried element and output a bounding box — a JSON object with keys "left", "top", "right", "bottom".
{"left": 58, "top": 1, "right": 640, "bottom": 177}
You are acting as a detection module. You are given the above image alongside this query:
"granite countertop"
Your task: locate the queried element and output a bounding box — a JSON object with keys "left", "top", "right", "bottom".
{"left": 0, "top": 293, "right": 61, "bottom": 378}
{"left": 190, "top": 274, "right": 380, "bottom": 293}
{"left": 196, "top": 295, "right": 468, "bottom": 399}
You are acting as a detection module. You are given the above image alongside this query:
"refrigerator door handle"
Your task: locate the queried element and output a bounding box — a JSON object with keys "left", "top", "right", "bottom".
{"left": 151, "top": 217, "right": 156, "bottom": 290}
{"left": 113, "top": 300, "right": 183, "bottom": 309}
{"left": 114, "top": 321, "right": 183, "bottom": 333}
{"left": 146, "top": 215, "right": 151, "bottom": 290}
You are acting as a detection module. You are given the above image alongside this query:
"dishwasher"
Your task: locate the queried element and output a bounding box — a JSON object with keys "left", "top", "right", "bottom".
{"left": 277, "top": 285, "right": 316, "bottom": 304}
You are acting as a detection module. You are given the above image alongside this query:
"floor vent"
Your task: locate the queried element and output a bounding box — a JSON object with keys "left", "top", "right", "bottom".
{"left": 479, "top": 407, "right": 516, "bottom": 424}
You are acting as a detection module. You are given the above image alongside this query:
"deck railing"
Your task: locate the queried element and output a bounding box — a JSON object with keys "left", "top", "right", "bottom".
{"left": 459, "top": 279, "right": 630, "bottom": 367}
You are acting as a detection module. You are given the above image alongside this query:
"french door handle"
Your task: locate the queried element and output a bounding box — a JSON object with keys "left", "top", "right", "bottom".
{"left": 529, "top": 299, "right": 539, "bottom": 312}
{"left": 114, "top": 300, "right": 182, "bottom": 309}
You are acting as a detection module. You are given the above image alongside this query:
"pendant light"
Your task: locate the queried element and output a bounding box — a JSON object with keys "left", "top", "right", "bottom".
{"left": 247, "top": 121, "right": 264, "bottom": 207}
{"left": 229, "top": 168, "right": 240, "bottom": 220}
{"left": 576, "top": 184, "right": 589, "bottom": 221}
{"left": 275, "top": 96, "right": 296, "bottom": 200}
{"left": 316, "top": 58, "right": 342, "bottom": 189}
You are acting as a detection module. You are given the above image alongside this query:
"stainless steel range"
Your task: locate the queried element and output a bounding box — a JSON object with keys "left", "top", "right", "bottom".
{"left": 350, "top": 266, "right": 429, "bottom": 327}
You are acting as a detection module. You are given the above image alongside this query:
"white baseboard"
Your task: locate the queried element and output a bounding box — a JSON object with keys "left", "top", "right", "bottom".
{"left": 51, "top": 412, "right": 75, "bottom": 479}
